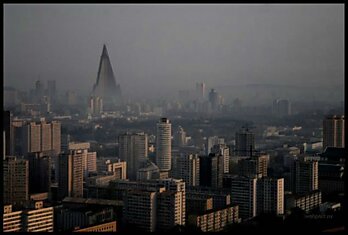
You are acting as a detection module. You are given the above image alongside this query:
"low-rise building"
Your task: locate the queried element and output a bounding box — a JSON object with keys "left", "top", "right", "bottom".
{"left": 3, "top": 201, "right": 54, "bottom": 232}
{"left": 22, "top": 201, "right": 54, "bottom": 232}
{"left": 187, "top": 205, "right": 240, "bottom": 232}
{"left": 86, "top": 174, "right": 118, "bottom": 187}
{"left": 74, "top": 221, "right": 117, "bottom": 232}
{"left": 285, "top": 190, "right": 322, "bottom": 213}
{"left": 3, "top": 205, "right": 22, "bottom": 232}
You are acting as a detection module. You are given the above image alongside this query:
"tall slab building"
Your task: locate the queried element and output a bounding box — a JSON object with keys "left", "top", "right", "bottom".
{"left": 58, "top": 150, "right": 84, "bottom": 200}
{"left": 323, "top": 115, "right": 345, "bottom": 149}
{"left": 3, "top": 156, "right": 29, "bottom": 205}
{"left": 119, "top": 132, "right": 148, "bottom": 180}
{"left": 92, "top": 44, "right": 122, "bottom": 108}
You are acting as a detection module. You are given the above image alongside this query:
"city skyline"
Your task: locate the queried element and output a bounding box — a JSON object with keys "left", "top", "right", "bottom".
{"left": 2, "top": 3, "right": 346, "bottom": 233}
{"left": 4, "top": 4, "right": 344, "bottom": 103}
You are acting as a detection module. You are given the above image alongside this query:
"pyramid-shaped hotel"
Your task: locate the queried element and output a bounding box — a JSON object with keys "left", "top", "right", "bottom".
{"left": 92, "top": 44, "right": 122, "bottom": 107}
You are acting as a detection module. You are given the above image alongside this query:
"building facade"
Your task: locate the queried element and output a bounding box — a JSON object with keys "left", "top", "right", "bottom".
{"left": 285, "top": 190, "right": 322, "bottom": 213}
{"left": 235, "top": 128, "right": 255, "bottom": 157}
{"left": 172, "top": 153, "right": 200, "bottom": 186}
{"left": 187, "top": 205, "right": 239, "bottom": 232}
{"left": 3, "top": 202, "right": 54, "bottom": 232}
{"left": 19, "top": 121, "right": 61, "bottom": 156}
{"left": 223, "top": 175, "right": 257, "bottom": 220}
{"left": 257, "top": 177, "right": 284, "bottom": 215}
{"left": 22, "top": 201, "right": 54, "bottom": 232}
{"left": 3, "top": 156, "right": 29, "bottom": 205}
{"left": 323, "top": 115, "right": 345, "bottom": 149}
{"left": 199, "top": 153, "right": 224, "bottom": 188}
{"left": 119, "top": 132, "right": 148, "bottom": 180}
{"left": 58, "top": 150, "right": 84, "bottom": 200}
{"left": 211, "top": 144, "right": 230, "bottom": 174}
{"left": 293, "top": 159, "right": 318, "bottom": 195}
{"left": 26, "top": 152, "right": 51, "bottom": 194}
{"left": 3, "top": 205, "right": 22, "bottom": 232}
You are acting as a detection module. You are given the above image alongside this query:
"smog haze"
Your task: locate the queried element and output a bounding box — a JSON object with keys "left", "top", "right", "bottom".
{"left": 4, "top": 4, "right": 344, "bottom": 104}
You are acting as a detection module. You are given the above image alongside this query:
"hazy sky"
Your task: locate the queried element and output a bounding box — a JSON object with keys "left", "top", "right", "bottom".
{"left": 4, "top": 4, "right": 344, "bottom": 99}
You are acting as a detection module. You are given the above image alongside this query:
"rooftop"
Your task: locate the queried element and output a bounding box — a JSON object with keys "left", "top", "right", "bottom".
{"left": 62, "top": 197, "right": 123, "bottom": 207}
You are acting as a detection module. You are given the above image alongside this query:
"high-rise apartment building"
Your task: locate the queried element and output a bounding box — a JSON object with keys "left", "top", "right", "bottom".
{"left": 119, "top": 132, "right": 148, "bottom": 180}
{"left": 235, "top": 128, "right": 255, "bottom": 156}
{"left": 199, "top": 153, "right": 224, "bottom": 188}
{"left": 323, "top": 115, "right": 345, "bottom": 149}
{"left": 211, "top": 144, "right": 230, "bottom": 174}
{"left": 66, "top": 142, "right": 97, "bottom": 178}
{"left": 22, "top": 122, "right": 41, "bottom": 153}
{"left": 156, "top": 118, "right": 172, "bottom": 171}
{"left": 58, "top": 150, "right": 84, "bottom": 200}
{"left": 11, "top": 120, "right": 25, "bottom": 156}
{"left": 121, "top": 179, "right": 186, "bottom": 232}
{"left": 85, "top": 152, "right": 97, "bottom": 176}
{"left": 157, "top": 191, "right": 185, "bottom": 231}
{"left": 26, "top": 152, "right": 51, "bottom": 194}
{"left": 51, "top": 121, "right": 61, "bottom": 155}
{"left": 3, "top": 156, "right": 29, "bottom": 205}
{"left": 123, "top": 190, "right": 158, "bottom": 232}
{"left": 19, "top": 121, "right": 61, "bottom": 156}
{"left": 172, "top": 154, "right": 200, "bottom": 186}
{"left": 41, "top": 122, "right": 52, "bottom": 152}
{"left": 223, "top": 175, "right": 257, "bottom": 220}
{"left": 238, "top": 154, "right": 269, "bottom": 178}
{"left": 257, "top": 177, "right": 284, "bottom": 215}
{"left": 293, "top": 159, "right": 319, "bottom": 195}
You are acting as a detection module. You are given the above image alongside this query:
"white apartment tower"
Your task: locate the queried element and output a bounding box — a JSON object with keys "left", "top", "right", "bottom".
{"left": 156, "top": 118, "right": 172, "bottom": 171}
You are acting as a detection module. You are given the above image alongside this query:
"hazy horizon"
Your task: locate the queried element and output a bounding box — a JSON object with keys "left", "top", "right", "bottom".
{"left": 4, "top": 4, "right": 344, "bottom": 103}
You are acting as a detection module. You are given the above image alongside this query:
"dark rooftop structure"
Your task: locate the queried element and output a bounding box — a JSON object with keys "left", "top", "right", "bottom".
{"left": 320, "top": 147, "right": 346, "bottom": 163}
